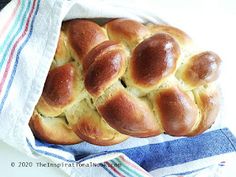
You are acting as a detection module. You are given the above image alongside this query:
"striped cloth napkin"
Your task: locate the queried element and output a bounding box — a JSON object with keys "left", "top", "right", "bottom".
{"left": 0, "top": 0, "right": 235, "bottom": 177}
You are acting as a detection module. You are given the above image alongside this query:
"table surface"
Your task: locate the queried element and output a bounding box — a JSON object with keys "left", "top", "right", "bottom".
{"left": 0, "top": 0, "right": 236, "bottom": 176}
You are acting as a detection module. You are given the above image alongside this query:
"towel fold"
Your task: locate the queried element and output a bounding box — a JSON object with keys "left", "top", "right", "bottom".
{"left": 0, "top": 0, "right": 235, "bottom": 176}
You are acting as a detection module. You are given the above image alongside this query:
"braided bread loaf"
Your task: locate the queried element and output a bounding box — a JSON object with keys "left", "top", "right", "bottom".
{"left": 29, "top": 19, "right": 221, "bottom": 146}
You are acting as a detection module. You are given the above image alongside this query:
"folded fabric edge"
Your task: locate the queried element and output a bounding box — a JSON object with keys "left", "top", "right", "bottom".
{"left": 0, "top": 1, "right": 233, "bottom": 177}
{"left": 6, "top": 0, "right": 64, "bottom": 154}
{"left": 26, "top": 128, "right": 236, "bottom": 177}
{"left": 79, "top": 150, "right": 152, "bottom": 177}
{"left": 27, "top": 139, "right": 152, "bottom": 177}
{"left": 150, "top": 151, "right": 236, "bottom": 177}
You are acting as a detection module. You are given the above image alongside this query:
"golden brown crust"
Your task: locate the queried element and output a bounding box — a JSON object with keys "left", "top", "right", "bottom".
{"left": 188, "top": 86, "right": 220, "bottom": 136}
{"left": 42, "top": 63, "right": 75, "bottom": 106}
{"left": 105, "top": 18, "right": 149, "bottom": 48}
{"left": 179, "top": 51, "right": 221, "bottom": 87}
{"left": 84, "top": 41, "right": 126, "bottom": 97}
{"left": 30, "top": 18, "right": 221, "bottom": 146}
{"left": 66, "top": 100, "right": 128, "bottom": 146}
{"left": 97, "top": 89, "right": 162, "bottom": 137}
{"left": 36, "top": 97, "right": 64, "bottom": 117}
{"left": 54, "top": 31, "right": 71, "bottom": 66}
{"left": 130, "top": 33, "right": 180, "bottom": 88}
{"left": 37, "top": 63, "right": 82, "bottom": 117}
{"left": 72, "top": 117, "right": 128, "bottom": 146}
{"left": 83, "top": 41, "right": 119, "bottom": 73}
{"left": 65, "top": 19, "right": 107, "bottom": 62}
{"left": 154, "top": 87, "right": 198, "bottom": 136}
{"left": 29, "top": 111, "right": 82, "bottom": 145}
{"left": 147, "top": 24, "right": 193, "bottom": 51}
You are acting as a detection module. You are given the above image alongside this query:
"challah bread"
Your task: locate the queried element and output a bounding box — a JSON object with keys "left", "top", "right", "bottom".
{"left": 29, "top": 111, "right": 82, "bottom": 144}
{"left": 30, "top": 18, "right": 221, "bottom": 146}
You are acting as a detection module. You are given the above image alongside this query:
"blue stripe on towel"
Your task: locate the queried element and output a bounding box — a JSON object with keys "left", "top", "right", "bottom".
{"left": 115, "top": 128, "right": 236, "bottom": 171}
{"left": 28, "top": 128, "right": 236, "bottom": 171}
{"left": 163, "top": 165, "right": 213, "bottom": 177}
{"left": 27, "top": 139, "right": 75, "bottom": 162}
{"left": 0, "top": 0, "right": 40, "bottom": 112}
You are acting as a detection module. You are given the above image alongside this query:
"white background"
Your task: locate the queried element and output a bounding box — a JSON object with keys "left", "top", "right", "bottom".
{"left": 0, "top": 0, "right": 236, "bottom": 176}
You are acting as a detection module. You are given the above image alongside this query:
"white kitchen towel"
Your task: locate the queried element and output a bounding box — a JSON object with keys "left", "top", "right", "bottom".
{"left": 0, "top": 0, "right": 235, "bottom": 177}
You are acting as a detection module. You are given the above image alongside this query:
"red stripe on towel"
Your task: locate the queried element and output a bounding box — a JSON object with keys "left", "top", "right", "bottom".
{"left": 0, "top": 0, "right": 36, "bottom": 93}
